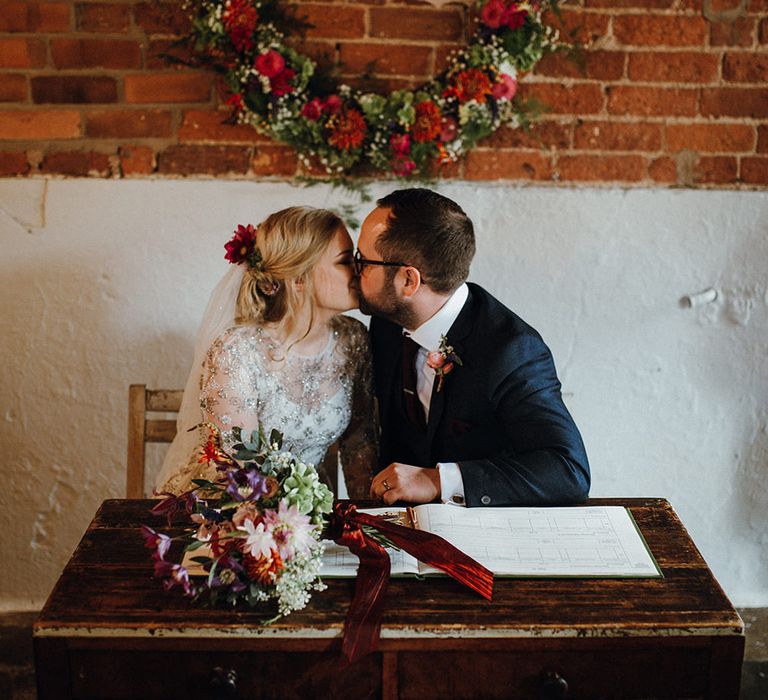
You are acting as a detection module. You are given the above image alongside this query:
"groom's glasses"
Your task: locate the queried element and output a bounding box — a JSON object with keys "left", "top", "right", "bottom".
{"left": 353, "top": 249, "right": 408, "bottom": 277}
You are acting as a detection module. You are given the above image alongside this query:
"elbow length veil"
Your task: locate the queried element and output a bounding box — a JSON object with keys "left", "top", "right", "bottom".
{"left": 155, "top": 264, "right": 245, "bottom": 491}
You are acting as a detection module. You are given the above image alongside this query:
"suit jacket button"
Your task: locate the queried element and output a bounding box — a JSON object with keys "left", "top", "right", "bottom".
{"left": 480, "top": 495, "right": 491, "bottom": 505}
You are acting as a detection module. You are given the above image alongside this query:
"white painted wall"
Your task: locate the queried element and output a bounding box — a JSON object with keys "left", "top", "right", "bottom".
{"left": 1, "top": 179, "right": 766, "bottom": 610}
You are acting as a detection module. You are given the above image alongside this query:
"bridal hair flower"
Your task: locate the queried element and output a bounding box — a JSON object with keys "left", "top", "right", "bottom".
{"left": 426, "top": 334, "right": 463, "bottom": 392}
{"left": 224, "top": 224, "right": 263, "bottom": 269}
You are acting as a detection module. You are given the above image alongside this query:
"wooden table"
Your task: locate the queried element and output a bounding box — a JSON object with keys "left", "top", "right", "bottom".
{"left": 34, "top": 498, "right": 744, "bottom": 699}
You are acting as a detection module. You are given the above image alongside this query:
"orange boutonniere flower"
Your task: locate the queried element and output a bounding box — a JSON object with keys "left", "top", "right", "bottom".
{"left": 426, "top": 334, "right": 463, "bottom": 392}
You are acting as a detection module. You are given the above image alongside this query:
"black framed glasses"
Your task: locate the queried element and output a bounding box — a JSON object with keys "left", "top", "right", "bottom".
{"left": 353, "top": 249, "right": 408, "bottom": 276}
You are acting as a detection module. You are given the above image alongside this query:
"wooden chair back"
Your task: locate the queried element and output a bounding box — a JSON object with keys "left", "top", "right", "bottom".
{"left": 127, "top": 385, "right": 340, "bottom": 498}
{"left": 126, "top": 384, "right": 183, "bottom": 498}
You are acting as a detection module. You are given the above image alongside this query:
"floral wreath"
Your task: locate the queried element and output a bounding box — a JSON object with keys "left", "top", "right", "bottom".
{"left": 184, "top": 0, "right": 570, "bottom": 178}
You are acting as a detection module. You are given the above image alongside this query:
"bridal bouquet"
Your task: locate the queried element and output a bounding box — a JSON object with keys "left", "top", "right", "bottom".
{"left": 142, "top": 425, "right": 333, "bottom": 619}
{"left": 143, "top": 427, "right": 493, "bottom": 663}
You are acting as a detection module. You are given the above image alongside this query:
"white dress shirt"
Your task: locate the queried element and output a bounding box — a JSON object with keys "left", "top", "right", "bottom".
{"left": 404, "top": 283, "right": 468, "bottom": 506}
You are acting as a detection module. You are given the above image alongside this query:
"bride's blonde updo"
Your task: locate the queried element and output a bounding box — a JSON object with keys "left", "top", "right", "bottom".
{"left": 235, "top": 206, "right": 344, "bottom": 334}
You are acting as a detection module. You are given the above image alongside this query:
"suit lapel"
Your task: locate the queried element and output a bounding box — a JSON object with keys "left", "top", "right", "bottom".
{"left": 375, "top": 322, "right": 402, "bottom": 431}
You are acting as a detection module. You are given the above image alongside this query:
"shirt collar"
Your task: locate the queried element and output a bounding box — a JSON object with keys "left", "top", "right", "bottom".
{"left": 406, "top": 283, "right": 469, "bottom": 351}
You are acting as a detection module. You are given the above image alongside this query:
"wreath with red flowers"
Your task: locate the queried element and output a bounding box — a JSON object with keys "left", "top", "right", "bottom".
{"left": 185, "top": 0, "right": 570, "bottom": 178}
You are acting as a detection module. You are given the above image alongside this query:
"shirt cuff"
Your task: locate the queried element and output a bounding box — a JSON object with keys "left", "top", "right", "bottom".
{"left": 437, "top": 462, "right": 466, "bottom": 506}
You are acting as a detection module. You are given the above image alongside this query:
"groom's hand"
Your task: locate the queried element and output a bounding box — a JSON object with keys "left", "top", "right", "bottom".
{"left": 370, "top": 463, "right": 441, "bottom": 505}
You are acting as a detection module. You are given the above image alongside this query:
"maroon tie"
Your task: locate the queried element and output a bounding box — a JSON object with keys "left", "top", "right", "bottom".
{"left": 402, "top": 335, "right": 426, "bottom": 431}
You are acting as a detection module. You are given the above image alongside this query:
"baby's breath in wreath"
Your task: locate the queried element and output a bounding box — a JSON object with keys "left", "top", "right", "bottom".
{"left": 182, "top": 0, "right": 572, "bottom": 179}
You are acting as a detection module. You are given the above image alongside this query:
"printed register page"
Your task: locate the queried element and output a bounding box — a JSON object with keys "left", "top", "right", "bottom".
{"left": 320, "top": 505, "right": 661, "bottom": 578}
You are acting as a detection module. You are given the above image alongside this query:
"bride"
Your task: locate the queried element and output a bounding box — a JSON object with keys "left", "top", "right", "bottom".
{"left": 155, "top": 206, "right": 377, "bottom": 498}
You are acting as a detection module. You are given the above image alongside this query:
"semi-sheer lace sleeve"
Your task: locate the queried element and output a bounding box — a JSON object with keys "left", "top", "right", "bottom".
{"left": 158, "top": 327, "right": 262, "bottom": 494}
{"left": 337, "top": 319, "right": 378, "bottom": 499}
{"left": 199, "top": 327, "right": 262, "bottom": 451}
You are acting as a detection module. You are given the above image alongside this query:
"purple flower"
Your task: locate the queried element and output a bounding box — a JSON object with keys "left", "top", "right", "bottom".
{"left": 151, "top": 491, "right": 197, "bottom": 527}
{"left": 210, "top": 555, "right": 247, "bottom": 593}
{"left": 140, "top": 524, "right": 171, "bottom": 560}
{"left": 154, "top": 559, "right": 193, "bottom": 596}
{"left": 226, "top": 468, "right": 269, "bottom": 502}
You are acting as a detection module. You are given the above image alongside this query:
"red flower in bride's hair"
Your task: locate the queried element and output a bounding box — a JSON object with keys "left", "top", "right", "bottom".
{"left": 224, "top": 224, "right": 260, "bottom": 266}
{"left": 327, "top": 108, "right": 367, "bottom": 151}
{"left": 222, "top": 0, "right": 259, "bottom": 52}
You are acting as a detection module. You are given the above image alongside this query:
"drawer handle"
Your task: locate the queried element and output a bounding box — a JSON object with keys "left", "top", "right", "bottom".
{"left": 209, "top": 666, "right": 238, "bottom": 699}
{"left": 540, "top": 670, "right": 569, "bottom": 699}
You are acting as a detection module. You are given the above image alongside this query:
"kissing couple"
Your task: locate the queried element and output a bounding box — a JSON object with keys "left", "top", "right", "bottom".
{"left": 157, "top": 188, "right": 590, "bottom": 508}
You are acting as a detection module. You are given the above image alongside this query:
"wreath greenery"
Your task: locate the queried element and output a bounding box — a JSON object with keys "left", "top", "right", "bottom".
{"left": 184, "top": 0, "right": 569, "bottom": 179}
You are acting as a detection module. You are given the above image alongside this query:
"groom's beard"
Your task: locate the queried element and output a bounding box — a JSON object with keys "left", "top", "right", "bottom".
{"left": 356, "top": 275, "right": 418, "bottom": 329}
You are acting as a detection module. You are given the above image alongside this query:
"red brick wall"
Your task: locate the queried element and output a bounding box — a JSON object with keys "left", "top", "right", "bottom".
{"left": 0, "top": 0, "right": 765, "bottom": 186}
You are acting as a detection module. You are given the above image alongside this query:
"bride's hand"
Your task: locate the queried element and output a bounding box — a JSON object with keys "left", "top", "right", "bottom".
{"left": 370, "top": 463, "right": 441, "bottom": 505}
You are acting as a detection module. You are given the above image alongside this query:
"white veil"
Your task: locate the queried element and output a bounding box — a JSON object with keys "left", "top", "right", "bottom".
{"left": 155, "top": 264, "right": 246, "bottom": 491}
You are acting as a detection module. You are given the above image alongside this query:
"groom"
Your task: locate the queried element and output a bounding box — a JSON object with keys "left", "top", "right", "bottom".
{"left": 354, "top": 188, "right": 590, "bottom": 507}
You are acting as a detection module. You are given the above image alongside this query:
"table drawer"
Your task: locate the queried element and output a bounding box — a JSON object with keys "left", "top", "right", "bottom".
{"left": 68, "top": 649, "right": 380, "bottom": 700}
{"left": 398, "top": 647, "right": 710, "bottom": 700}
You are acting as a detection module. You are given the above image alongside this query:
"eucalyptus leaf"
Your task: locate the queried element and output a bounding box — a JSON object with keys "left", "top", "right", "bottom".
{"left": 185, "top": 540, "right": 209, "bottom": 552}
{"left": 190, "top": 556, "right": 214, "bottom": 565}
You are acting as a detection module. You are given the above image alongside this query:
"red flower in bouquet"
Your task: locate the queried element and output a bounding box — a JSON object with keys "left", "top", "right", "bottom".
{"left": 243, "top": 549, "right": 284, "bottom": 586}
{"left": 254, "top": 49, "right": 285, "bottom": 78}
{"left": 452, "top": 68, "right": 493, "bottom": 104}
{"left": 270, "top": 67, "right": 296, "bottom": 97}
{"left": 328, "top": 109, "right": 367, "bottom": 150}
{"left": 198, "top": 432, "right": 221, "bottom": 465}
{"left": 224, "top": 223, "right": 258, "bottom": 265}
{"left": 412, "top": 101, "right": 442, "bottom": 143}
{"left": 222, "top": 0, "right": 259, "bottom": 52}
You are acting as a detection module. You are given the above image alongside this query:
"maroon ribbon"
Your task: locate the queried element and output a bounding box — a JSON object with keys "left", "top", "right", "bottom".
{"left": 327, "top": 502, "right": 493, "bottom": 665}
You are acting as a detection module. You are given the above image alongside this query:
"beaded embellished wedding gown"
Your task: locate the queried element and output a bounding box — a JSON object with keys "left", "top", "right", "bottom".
{"left": 156, "top": 314, "right": 377, "bottom": 499}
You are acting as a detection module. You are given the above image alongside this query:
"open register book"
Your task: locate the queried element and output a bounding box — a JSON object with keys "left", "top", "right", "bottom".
{"left": 321, "top": 504, "right": 662, "bottom": 578}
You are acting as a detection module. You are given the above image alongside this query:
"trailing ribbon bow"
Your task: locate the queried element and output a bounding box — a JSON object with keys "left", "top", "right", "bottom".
{"left": 326, "top": 502, "right": 493, "bottom": 665}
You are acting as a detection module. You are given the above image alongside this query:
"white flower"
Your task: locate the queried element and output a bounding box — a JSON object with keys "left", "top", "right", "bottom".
{"left": 264, "top": 502, "right": 318, "bottom": 560}
{"left": 498, "top": 62, "right": 518, "bottom": 80}
{"left": 238, "top": 518, "right": 276, "bottom": 559}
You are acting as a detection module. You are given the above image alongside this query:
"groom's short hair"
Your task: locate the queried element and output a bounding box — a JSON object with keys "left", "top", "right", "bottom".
{"left": 375, "top": 188, "right": 475, "bottom": 294}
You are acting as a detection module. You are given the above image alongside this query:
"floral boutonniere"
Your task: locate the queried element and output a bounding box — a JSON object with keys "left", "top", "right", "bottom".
{"left": 426, "top": 334, "right": 463, "bottom": 392}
